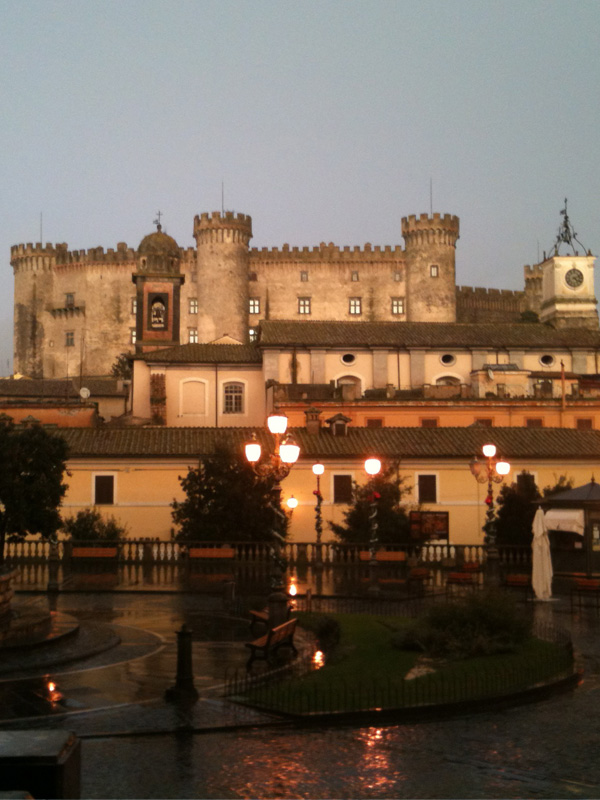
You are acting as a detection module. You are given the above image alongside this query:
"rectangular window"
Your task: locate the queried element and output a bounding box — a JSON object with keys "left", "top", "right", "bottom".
{"left": 298, "top": 297, "right": 311, "bottom": 315}
{"left": 349, "top": 297, "right": 362, "bottom": 315}
{"left": 366, "top": 418, "right": 383, "bottom": 428}
{"left": 95, "top": 475, "right": 114, "bottom": 505}
{"left": 130, "top": 329, "right": 136, "bottom": 344}
{"left": 65, "top": 331, "right": 74, "bottom": 347}
{"left": 249, "top": 298, "right": 260, "bottom": 315}
{"left": 418, "top": 474, "right": 437, "bottom": 504}
{"left": 188, "top": 328, "right": 198, "bottom": 344}
{"left": 131, "top": 298, "right": 137, "bottom": 315}
{"left": 351, "top": 271, "right": 359, "bottom": 282}
{"left": 249, "top": 327, "right": 258, "bottom": 342}
{"left": 224, "top": 382, "right": 244, "bottom": 414}
{"left": 65, "top": 293, "right": 74, "bottom": 308}
{"left": 394, "top": 270, "right": 402, "bottom": 282}
{"left": 391, "top": 297, "right": 405, "bottom": 315}
{"left": 189, "top": 298, "right": 198, "bottom": 314}
{"left": 420, "top": 418, "right": 438, "bottom": 428}
{"left": 191, "top": 271, "right": 198, "bottom": 283}
{"left": 430, "top": 264, "right": 439, "bottom": 277}
{"left": 475, "top": 418, "right": 493, "bottom": 427}
{"left": 576, "top": 418, "right": 593, "bottom": 430}
{"left": 333, "top": 475, "right": 353, "bottom": 504}
{"left": 526, "top": 418, "right": 543, "bottom": 428}
{"left": 300, "top": 271, "right": 308, "bottom": 282}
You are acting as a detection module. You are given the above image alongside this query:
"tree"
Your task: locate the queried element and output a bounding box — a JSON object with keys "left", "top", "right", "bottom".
{"left": 0, "top": 418, "right": 69, "bottom": 566}
{"left": 111, "top": 352, "right": 133, "bottom": 380}
{"left": 495, "top": 471, "right": 574, "bottom": 546}
{"left": 329, "top": 463, "right": 413, "bottom": 544}
{"left": 62, "top": 508, "right": 128, "bottom": 542}
{"left": 171, "top": 444, "right": 287, "bottom": 542}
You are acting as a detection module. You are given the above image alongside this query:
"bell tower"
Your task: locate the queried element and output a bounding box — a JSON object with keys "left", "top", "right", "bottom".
{"left": 132, "top": 216, "right": 185, "bottom": 353}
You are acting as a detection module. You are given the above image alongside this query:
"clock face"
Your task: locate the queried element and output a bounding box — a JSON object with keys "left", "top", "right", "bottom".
{"left": 565, "top": 268, "right": 584, "bottom": 288}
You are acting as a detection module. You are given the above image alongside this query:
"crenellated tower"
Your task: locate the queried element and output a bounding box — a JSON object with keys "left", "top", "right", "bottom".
{"left": 193, "top": 211, "right": 252, "bottom": 343}
{"left": 401, "top": 213, "right": 460, "bottom": 322}
{"left": 11, "top": 243, "right": 58, "bottom": 377}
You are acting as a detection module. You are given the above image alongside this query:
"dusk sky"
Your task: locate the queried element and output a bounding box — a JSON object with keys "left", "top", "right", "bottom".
{"left": 2, "top": 0, "right": 599, "bottom": 374}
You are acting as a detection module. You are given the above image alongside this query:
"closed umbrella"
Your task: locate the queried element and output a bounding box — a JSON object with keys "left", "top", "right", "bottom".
{"left": 532, "top": 507, "right": 553, "bottom": 601}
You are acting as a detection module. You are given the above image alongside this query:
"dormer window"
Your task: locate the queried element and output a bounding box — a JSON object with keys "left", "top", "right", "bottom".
{"left": 325, "top": 413, "right": 351, "bottom": 436}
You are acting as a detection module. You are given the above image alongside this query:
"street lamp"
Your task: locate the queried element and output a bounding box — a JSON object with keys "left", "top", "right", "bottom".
{"left": 312, "top": 462, "right": 325, "bottom": 567}
{"left": 245, "top": 412, "right": 300, "bottom": 625}
{"left": 470, "top": 443, "right": 510, "bottom": 585}
{"left": 365, "top": 457, "right": 382, "bottom": 594}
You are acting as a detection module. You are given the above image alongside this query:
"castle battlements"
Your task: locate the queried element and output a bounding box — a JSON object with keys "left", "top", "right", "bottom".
{"left": 401, "top": 212, "right": 460, "bottom": 233}
{"left": 193, "top": 211, "right": 252, "bottom": 245}
{"left": 457, "top": 285, "right": 524, "bottom": 299}
{"left": 249, "top": 242, "right": 404, "bottom": 262}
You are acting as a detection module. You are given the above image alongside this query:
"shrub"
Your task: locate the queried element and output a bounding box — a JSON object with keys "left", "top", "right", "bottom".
{"left": 62, "top": 508, "right": 127, "bottom": 542}
{"left": 392, "top": 591, "right": 530, "bottom": 659}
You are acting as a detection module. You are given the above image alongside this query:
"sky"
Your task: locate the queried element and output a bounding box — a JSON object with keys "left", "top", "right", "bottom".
{"left": 1, "top": 0, "right": 599, "bottom": 374}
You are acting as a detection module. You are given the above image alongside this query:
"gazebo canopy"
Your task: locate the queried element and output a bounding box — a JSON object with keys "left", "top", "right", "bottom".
{"left": 544, "top": 478, "right": 600, "bottom": 508}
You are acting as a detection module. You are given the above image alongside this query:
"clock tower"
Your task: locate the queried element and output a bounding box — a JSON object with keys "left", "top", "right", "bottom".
{"left": 539, "top": 202, "right": 598, "bottom": 329}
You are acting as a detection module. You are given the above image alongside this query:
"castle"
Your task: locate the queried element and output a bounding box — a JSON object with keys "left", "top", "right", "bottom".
{"left": 13, "top": 209, "right": 592, "bottom": 380}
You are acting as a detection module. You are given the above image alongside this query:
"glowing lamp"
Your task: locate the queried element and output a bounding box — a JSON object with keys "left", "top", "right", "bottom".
{"left": 267, "top": 413, "right": 288, "bottom": 435}
{"left": 496, "top": 459, "right": 510, "bottom": 476}
{"left": 245, "top": 437, "right": 261, "bottom": 463}
{"left": 482, "top": 443, "right": 497, "bottom": 458}
{"left": 279, "top": 436, "right": 300, "bottom": 464}
{"left": 312, "top": 462, "right": 325, "bottom": 476}
{"left": 287, "top": 496, "right": 298, "bottom": 510}
{"left": 365, "top": 457, "right": 381, "bottom": 476}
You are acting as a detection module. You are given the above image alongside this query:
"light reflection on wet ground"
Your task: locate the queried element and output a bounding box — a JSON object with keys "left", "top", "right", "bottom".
{"left": 5, "top": 591, "right": 600, "bottom": 798}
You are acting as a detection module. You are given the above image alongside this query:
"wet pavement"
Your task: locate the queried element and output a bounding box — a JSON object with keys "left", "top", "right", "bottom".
{"left": 1, "top": 587, "right": 600, "bottom": 798}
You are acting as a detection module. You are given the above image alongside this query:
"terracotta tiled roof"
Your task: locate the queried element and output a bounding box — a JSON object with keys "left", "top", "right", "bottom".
{"left": 258, "top": 320, "right": 600, "bottom": 349}
{"left": 141, "top": 344, "right": 262, "bottom": 364}
{"left": 59, "top": 426, "right": 600, "bottom": 461}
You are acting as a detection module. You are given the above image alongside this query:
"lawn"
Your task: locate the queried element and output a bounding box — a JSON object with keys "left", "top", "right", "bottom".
{"left": 237, "top": 611, "right": 575, "bottom": 716}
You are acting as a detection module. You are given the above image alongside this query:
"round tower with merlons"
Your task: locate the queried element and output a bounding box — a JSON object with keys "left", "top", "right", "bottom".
{"left": 402, "top": 212, "right": 460, "bottom": 322}
{"left": 193, "top": 211, "right": 253, "bottom": 343}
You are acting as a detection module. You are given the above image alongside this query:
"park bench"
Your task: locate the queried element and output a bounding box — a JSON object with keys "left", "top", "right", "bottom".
{"left": 249, "top": 605, "right": 292, "bottom": 634}
{"left": 187, "top": 546, "right": 236, "bottom": 560}
{"left": 71, "top": 546, "right": 119, "bottom": 559}
{"left": 245, "top": 618, "right": 298, "bottom": 670}
{"left": 502, "top": 573, "right": 532, "bottom": 600}
{"left": 446, "top": 570, "right": 478, "bottom": 595}
{"left": 359, "top": 550, "right": 407, "bottom": 563}
{"left": 408, "top": 567, "right": 433, "bottom": 594}
{"left": 570, "top": 577, "right": 600, "bottom": 611}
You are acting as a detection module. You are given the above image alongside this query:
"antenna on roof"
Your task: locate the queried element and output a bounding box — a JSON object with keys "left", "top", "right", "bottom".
{"left": 221, "top": 181, "right": 225, "bottom": 215}
{"left": 429, "top": 178, "right": 433, "bottom": 216}
{"left": 39, "top": 212, "right": 43, "bottom": 244}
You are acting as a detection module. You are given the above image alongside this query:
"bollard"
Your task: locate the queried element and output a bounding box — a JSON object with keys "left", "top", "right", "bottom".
{"left": 165, "top": 624, "right": 199, "bottom": 703}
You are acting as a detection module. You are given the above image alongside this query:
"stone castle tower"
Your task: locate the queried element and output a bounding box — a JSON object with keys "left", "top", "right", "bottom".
{"left": 12, "top": 207, "right": 590, "bottom": 379}
{"left": 401, "top": 213, "right": 460, "bottom": 322}
{"left": 193, "top": 212, "right": 253, "bottom": 344}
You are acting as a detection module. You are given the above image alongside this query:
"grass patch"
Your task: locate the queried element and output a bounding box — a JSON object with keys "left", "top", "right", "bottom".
{"left": 238, "top": 611, "right": 573, "bottom": 715}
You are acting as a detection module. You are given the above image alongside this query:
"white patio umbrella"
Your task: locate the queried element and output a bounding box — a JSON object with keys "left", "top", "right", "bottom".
{"left": 531, "top": 507, "right": 553, "bottom": 601}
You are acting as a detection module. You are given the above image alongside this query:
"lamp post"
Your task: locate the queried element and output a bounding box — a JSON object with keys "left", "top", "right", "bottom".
{"left": 312, "top": 462, "right": 324, "bottom": 568}
{"left": 245, "top": 412, "right": 300, "bottom": 626}
{"left": 469, "top": 443, "right": 510, "bottom": 585}
{"left": 365, "top": 457, "right": 382, "bottom": 595}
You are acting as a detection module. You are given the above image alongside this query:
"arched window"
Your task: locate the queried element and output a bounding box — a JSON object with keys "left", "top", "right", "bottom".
{"left": 223, "top": 382, "right": 244, "bottom": 414}
{"left": 435, "top": 376, "right": 461, "bottom": 386}
{"left": 180, "top": 379, "right": 206, "bottom": 416}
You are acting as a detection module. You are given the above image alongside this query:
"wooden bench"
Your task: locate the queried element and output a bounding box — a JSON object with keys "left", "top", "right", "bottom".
{"left": 502, "top": 573, "right": 532, "bottom": 600}
{"left": 188, "top": 547, "right": 236, "bottom": 560}
{"left": 408, "top": 567, "right": 433, "bottom": 594}
{"left": 359, "top": 550, "right": 407, "bottom": 563}
{"left": 71, "top": 547, "right": 118, "bottom": 559}
{"left": 245, "top": 618, "right": 298, "bottom": 670}
{"left": 571, "top": 577, "right": 600, "bottom": 610}
{"left": 446, "top": 571, "right": 478, "bottom": 595}
{"left": 249, "top": 605, "right": 292, "bottom": 634}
